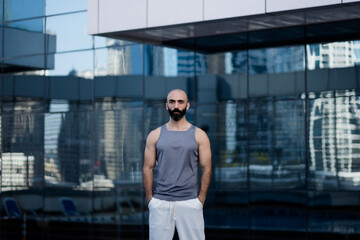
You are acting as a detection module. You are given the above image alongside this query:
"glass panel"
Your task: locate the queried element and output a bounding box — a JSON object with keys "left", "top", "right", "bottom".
{"left": 197, "top": 103, "right": 247, "bottom": 190}
{"left": 249, "top": 46, "right": 305, "bottom": 98}
{"left": 205, "top": 191, "right": 249, "bottom": 231}
{"left": 0, "top": 112, "right": 45, "bottom": 239}
{"left": 308, "top": 191, "right": 360, "bottom": 234}
{"left": 4, "top": 0, "right": 44, "bottom": 21}
{"left": 94, "top": 37, "right": 135, "bottom": 49}
{"left": 4, "top": 18, "right": 45, "bottom": 58}
{"left": 0, "top": 191, "right": 44, "bottom": 239}
{"left": 94, "top": 45, "right": 143, "bottom": 110}
{"left": 44, "top": 112, "right": 93, "bottom": 186}
{"left": 250, "top": 191, "right": 306, "bottom": 231}
{"left": 46, "top": 0, "right": 86, "bottom": 15}
{"left": 308, "top": 91, "right": 360, "bottom": 191}
{"left": 197, "top": 51, "right": 248, "bottom": 103}
{"left": 307, "top": 41, "right": 360, "bottom": 192}
{"left": 94, "top": 109, "right": 143, "bottom": 186}
{"left": 46, "top": 50, "right": 93, "bottom": 112}
{"left": 144, "top": 45, "right": 195, "bottom": 103}
{"left": 249, "top": 99, "right": 306, "bottom": 190}
{"left": 2, "top": 113, "right": 44, "bottom": 189}
{"left": 5, "top": 17, "right": 43, "bottom": 33}
{"left": 44, "top": 111, "right": 93, "bottom": 239}
{"left": 307, "top": 41, "right": 360, "bottom": 93}
{"left": 93, "top": 188, "right": 143, "bottom": 239}
{"left": 3, "top": 55, "right": 47, "bottom": 73}
{"left": 93, "top": 108, "right": 143, "bottom": 237}
{"left": 0, "top": 25, "right": 2, "bottom": 59}
{"left": 0, "top": 0, "right": 3, "bottom": 21}
{"left": 3, "top": 71, "right": 44, "bottom": 114}
{"left": 46, "top": 12, "right": 92, "bottom": 53}
{"left": 144, "top": 101, "right": 169, "bottom": 136}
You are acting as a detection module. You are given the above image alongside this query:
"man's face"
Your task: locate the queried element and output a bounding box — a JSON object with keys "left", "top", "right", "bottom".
{"left": 166, "top": 90, "right": 189, "bottom": 121}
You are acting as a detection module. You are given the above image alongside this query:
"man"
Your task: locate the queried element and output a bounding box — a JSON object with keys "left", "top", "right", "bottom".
{"left": 143, "top": 89, "right": 212, "bottom": 240}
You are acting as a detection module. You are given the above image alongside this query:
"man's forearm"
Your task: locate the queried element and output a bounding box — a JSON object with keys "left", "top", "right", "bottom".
{"left": 198, "top": 166, "right": 211, "bottom": 204}
{"left": 143, "top": 167, "right": 154, "bottom": 200}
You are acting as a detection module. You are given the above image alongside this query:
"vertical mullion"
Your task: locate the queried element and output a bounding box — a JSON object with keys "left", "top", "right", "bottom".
{"left": 304, "top": 24, "right": 310, "bottom": 240}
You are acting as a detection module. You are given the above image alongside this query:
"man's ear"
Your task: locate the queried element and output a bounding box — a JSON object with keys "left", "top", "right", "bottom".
{"left": 186, "top": 102, "right": 190, "bottom": 110}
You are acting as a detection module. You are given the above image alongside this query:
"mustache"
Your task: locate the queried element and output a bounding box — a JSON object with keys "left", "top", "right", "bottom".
{"left": 170, "top": 108, "right": 182, "bottom": 113}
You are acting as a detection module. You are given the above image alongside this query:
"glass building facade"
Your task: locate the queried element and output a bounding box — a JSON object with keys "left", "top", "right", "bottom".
{"left": 1, "top": 1, "right": 360, "bottom": 239}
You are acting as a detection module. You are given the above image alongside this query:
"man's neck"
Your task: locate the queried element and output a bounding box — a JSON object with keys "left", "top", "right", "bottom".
{"left": 167, "top": 118, "right": 190, "bottom": 131}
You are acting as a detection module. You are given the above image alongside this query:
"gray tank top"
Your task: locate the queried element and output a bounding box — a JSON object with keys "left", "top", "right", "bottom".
{"left": 154, "top": 124, "right": 199, "bottom": 201}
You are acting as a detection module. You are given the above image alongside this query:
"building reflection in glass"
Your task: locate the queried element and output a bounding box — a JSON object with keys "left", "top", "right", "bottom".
{"left": 309, "top": 90, "right": 360, "bottom": 191}
{"left": 1, "top": 5, "right": 360, "bottom": 238}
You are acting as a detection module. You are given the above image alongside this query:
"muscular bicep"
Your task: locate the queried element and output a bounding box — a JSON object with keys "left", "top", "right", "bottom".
{"left": 197, "top": 130, "right": 212, "bottom": 169}
{"left": 144, "top": 143, "right": 156, "bottom": 169}
{"left": 143, "top": 130, "right": 159, "bottom": 169}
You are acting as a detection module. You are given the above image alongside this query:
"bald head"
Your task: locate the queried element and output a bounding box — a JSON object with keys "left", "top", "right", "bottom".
{"left": 167, "top": 89, "right": 188, "bottom": 103}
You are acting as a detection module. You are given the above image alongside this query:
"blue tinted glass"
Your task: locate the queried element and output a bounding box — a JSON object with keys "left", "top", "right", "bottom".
{"left": 44, "top": 111, "right": 93, "bottom": 238}
{"left": 46, "top": 0, "right": 86, "bottom": 15}
{"left": 249, "top": 46, "right": 305, "bottom": 98}
{"left": 248, "top": 99, "right": 306, "bottom": 190}
{"left": 5, "top": 0, "right": 44, "bottom": 20}
{"left": 94, "top": 36, "right": 134, "bottom": 49}
{"left": 4, "top": 19, "right": 45, "bottom": 58}
{"left": 2, "top": 113, "right": 45, "bottom": 186}
{"left": 307, "top": 41, "right": 360, "bottom": 92}
{"left": 197, "top": 103, "right": 248, "bottom": 190}
{"left": 5, "top": 17, "right": 43, "bottom": 32}
{"left": 3, "top": 71, "right": 44, "bottom": 114}
{"left": 0, "top": 0, "right": 3, "bottom": 21}
{"left": 44, "top": 112, "right": 93, "bottom": 186}
{"left": 46, "top": 12, "right": 92, "bottom": 53}
{"left": 308, "top": 191, "right": 360, "bottom": 234}
{"left": 46, "top": 50, "right": 93, "bottom": 112}
{"left": 94, "top": 45, "right": 143, "bottom": 109}
{"left": 144, "top": 45, "right": 195, "bottom": 102}
{"left": 205, "top": 191, "right": 249, "bottom": 229}
{"left": 197, "top": 51, "right": 248, "bottom": 103}
{"left": 250, "top": 191, "right": 307, "bottom": 231}
{"left": 308, "top": 91, "right": 360, "bottom": 191}
{"left": 48, "top": 50, "right": 93, "bottom": 76}
{"left": 94, "top": 109, "right": 143, "bottom": 185}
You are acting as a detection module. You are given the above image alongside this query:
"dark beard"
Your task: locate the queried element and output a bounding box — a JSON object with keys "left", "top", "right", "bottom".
{"left": 168, "top": 108, "right": 187, "bottom": 121}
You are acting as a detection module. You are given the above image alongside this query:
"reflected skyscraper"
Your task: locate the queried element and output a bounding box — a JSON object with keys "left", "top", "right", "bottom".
{"left": 354, "top": 41, "right": 360, "bottom": 65}
{"left": 1, "top": 153, "right": 34, "bottom": 190}
{"left": 1, "top": 100, "right": 44, "bottom": 187}
{"left": 309, "top": 90, "right": 360, "bottom": 189}
{"left": 249, "top": 47, "right": 305, "bottom": 74}
{"left": 106, "top": 39, "right": 143, "bottom": 75}
{"left": 57, "top": 111, "right": 92, "bottom": 185}
{"left": 307, "top": 42, "right": 355, "bottom": 70}
{"left": 95, "top": 103, "right": 143, "bottom": 183}
{"left": 106, "top": 39, "right": 133, "bottom": 75}
{"left": 177, "top": 50, "right": 207, "bottom": 76}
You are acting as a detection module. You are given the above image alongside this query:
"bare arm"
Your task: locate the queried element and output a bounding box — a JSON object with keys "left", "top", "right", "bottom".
{"left": 143, "top": 128, "right": 160, "bottom": 202}
{"left": 196, "top": 128, "right": 212, "bottom": 205}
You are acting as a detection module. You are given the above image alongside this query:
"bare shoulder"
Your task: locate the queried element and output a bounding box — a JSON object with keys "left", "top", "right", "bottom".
{"left": 146, "top": 126, "right": 162, "bottom": 145}
{"left": 195, "top": 127, "right": 210, "bottom": 145}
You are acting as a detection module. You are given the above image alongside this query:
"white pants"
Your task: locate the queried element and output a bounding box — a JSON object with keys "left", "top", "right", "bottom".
{"left": 148, "top": 197, "right": 205, "bottom": 240}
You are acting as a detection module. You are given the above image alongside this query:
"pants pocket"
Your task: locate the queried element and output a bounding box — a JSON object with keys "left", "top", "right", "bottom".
{"left": 195, "top": 198, "right": 203, "bottom": 209}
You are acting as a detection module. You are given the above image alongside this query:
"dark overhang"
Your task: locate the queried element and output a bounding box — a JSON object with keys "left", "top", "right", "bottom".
{"left": 97, "top": 2, "right": 360, "bottom": 53}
